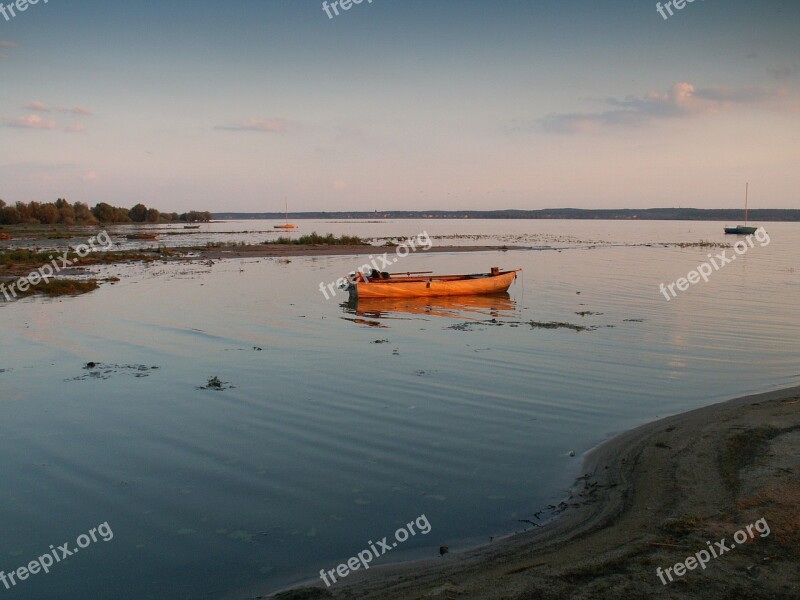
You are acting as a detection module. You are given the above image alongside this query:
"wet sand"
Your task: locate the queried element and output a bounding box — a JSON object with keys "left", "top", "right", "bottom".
{"left": 271, "top": 385, "right": 800, "bottom": 599}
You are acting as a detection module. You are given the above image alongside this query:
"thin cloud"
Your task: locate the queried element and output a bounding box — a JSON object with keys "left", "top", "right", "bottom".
{"left": 23, "top": 102, "right": 94, "bottom": 116}
{"left": 0, "top": 40, "right": 15, "bottom": 48}
{"left": 768, "top": 63, "right": 799, "bottom": 81}
{"left": 215, "top": 118, "right": 293, "bottom": 133}
{"left": 25, "top": 101, "right": 51, "bottom": 113}
{"left": 55, "top": 105, "right": 94, "bottom": 116}
{"left": 534, "top": 82, "right": 796, "bottom": 134}
{"left": 64, "top": 122, "right": 86, "bottom": 134}
{"left": 2, "top": 115, "right": 58, "bottom": 130}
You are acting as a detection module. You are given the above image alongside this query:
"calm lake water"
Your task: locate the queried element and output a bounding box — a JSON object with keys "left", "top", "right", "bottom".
{"left": 1, "top": 219, "right": 798, "bottom": 599}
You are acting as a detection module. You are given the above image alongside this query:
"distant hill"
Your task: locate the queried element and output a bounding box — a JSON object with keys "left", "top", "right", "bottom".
{"left": 213, "top": 208, "right": 800, "bottom": 221}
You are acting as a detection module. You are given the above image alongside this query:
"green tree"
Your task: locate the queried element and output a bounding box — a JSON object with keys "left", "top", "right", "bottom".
{"left": 0, "top": 206, "right": 21, "bottom": 224}
{"left": 28, "top": 201, "right": 42, "bottom": 223}
{"left": 39, "top": 203, "right": 59, "bottom": 224}
{"left": 73, "top": 202, "right": 97, "bottom": 224}
{"left": 58, "top": 202, "right": 76, "bottom": 226}
{"left": 128, "top": 203, "right": 148, "bottom": 222}
{"left": 15, "top": 202, "right": 32, "bottom": 223}
{"left": 92, "top": 203, "right": 116, "bottom": 223}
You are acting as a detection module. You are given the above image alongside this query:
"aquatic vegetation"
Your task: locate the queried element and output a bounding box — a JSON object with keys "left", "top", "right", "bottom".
{"left": 1, "top": 278, "right": 100, "bottom": 299}
{"left": 528, "top": 320, "right": 593, "bottom": 332}
{"left": 199, "top": 375, "right": 234, "bottom": 391}
{"left": 447, "top": 318, "right": 600, "bottom": 332}
{"left": 267, "top": 232, "right": 366, "bottom": 245}
{"left": 69, "top": 363, "right": 159, "bottom": 380}
{"left": 36, "top": 279, "right": 100, "bottom": 297}
{"left": 205, "top": 241, "right": 246, "bottom": 248}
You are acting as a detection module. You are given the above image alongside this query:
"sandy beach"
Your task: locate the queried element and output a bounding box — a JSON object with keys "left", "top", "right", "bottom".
{"left": 272, "top": 385, "right": 800, "bottom": 600}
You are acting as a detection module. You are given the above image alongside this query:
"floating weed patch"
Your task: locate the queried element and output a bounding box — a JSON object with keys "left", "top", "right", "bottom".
{"left": 447, "top": 318, "right": 603, "bottom": 332}
{"left": 528, "top": 320, "right": 594, "bottom": 332}
{"left": 447, "top": 318, "right": 505, "bottom": 331}
{"left": 69, "top": 363, "right": 160, "bottom": 381}
{"left": 199, "top": 375, "right": 234, "bottom": 391}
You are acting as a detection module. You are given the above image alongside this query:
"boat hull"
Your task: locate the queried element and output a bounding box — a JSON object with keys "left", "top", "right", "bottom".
{"left": 352, "top": 271, "right": 518, "bottom": 299}
{"left": 724, "top": 226, "right": 758, "bottom": 235}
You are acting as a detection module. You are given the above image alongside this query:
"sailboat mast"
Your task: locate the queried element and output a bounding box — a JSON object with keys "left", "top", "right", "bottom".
{"left": 744, "top": 182, "right": 749, "bottom": 226}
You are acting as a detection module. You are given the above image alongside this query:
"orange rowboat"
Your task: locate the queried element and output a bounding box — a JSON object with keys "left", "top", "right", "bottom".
{"left": 347, "top": 267, "right": 520, "bottom": 299}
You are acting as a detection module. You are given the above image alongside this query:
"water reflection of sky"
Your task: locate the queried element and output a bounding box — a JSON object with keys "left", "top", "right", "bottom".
{"left": 0, "top": 220, "right": 798, "bottom": 598}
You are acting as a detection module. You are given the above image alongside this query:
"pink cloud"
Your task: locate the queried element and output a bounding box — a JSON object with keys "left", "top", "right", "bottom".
{"left": 65, "top": 122, "right": 86, "bottom": 133}
{"left": 0, "top": 40, "right": 15, "bottom": 48}
{"left": 215, "top": 118, "right": 293, "bottom": 133}
{"left": 23, "top": 102, "right": 95, "bottom": 116}
{"left": 535, "top": 82, "right": 799, "bottom": 134}
{"left": 3, "top": 115, "right": 57, "bottom": 130}
{"left": 25, "top": 101, "right": 51, "bottom": 112}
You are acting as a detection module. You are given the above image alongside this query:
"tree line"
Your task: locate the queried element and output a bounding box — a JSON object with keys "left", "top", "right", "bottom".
{"left": 0, "top": 199, "right": 212, "bottom": 225}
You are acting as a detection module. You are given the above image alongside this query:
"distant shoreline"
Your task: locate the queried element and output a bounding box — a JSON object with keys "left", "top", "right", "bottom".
{"left": 213, "top": 208, "right": 800, "bottom": 222}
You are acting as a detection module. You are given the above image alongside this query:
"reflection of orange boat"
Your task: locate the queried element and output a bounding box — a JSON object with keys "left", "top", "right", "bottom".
{"left": 347, "top": 267, "right": 520, "bottom": 299}
{"left": 126, "top": 233, "right": 159, "bottom": 240}
{"left": 0, "top": 233, "right": 11, "bottom": 240}
{"left": 348, "top": 293, "right": 516, "bottom": 320}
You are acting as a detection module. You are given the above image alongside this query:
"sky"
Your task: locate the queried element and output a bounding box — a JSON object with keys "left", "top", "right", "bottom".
{"left": 1, "top": 0, "right": 799, "bottom": 212}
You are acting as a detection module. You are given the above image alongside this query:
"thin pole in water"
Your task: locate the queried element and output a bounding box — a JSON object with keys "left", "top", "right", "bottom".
{"left": 745, "top": 182, "right": 749, "bottom": 226}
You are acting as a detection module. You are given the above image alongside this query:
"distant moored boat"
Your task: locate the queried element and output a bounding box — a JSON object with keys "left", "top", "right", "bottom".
{"left": 724, "top": 183, "right": 758, "bottom": 235}
{"left": 274, "top": 197, "right": 297, "bottom": 230}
